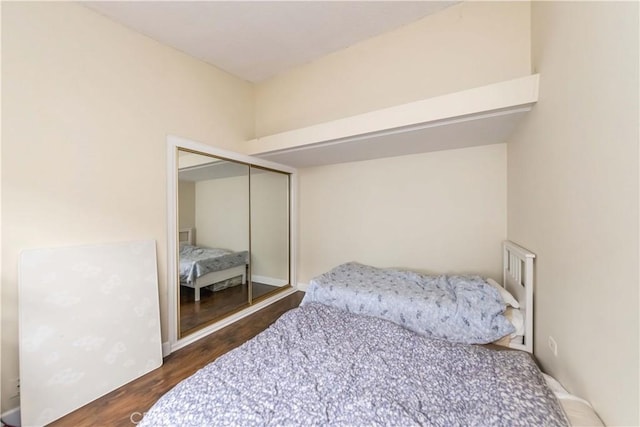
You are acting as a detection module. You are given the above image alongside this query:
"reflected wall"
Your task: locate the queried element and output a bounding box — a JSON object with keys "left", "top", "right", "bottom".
{"left": 250, "top": 167, "right": 290, "bottom": 286}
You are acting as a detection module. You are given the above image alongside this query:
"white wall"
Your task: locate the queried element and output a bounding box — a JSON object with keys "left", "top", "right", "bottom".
{"left": 178, "top": 180, "right": 196, "bottom": 230}
{"left": 255, "top": 1, "right": 531, "bottom": 136}
{"left": 507, "top": 2, "right": 639, "bottom": 425}
{"left": 195, "top": 176, "right": 250, "bottom": 252}
{"left": 298, "top": 144, "right": 507, "bottom": 284}
{"left": 1, "top": 2, "right": 253, "bottom": 412}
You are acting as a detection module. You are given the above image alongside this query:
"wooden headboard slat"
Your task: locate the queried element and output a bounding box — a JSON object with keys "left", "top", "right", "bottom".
{"left": 502, "top": 240, "right": 536, "bottom": 353}
{"left": 179, "top": 228, "right": 194, "bottom": 245}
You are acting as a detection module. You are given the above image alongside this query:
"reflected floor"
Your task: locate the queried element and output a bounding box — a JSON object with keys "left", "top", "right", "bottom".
{"left": 180, "top": 282, "right": 280, "bottom": 337}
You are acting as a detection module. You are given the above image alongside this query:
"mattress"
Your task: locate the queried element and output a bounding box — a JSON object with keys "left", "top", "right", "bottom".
{"left": 179, "top": 244, "right": 248, "bottom": 284}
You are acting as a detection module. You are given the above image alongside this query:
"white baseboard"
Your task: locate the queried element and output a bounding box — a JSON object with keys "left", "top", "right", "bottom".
{"left": 296, "top": 282, "right": 309, "bottom": 292}
{"left": 1, "top": 406, "right": 21, "bottom": 427}
{"left": 252, "top": 275, "right": 288, "bottom": 287}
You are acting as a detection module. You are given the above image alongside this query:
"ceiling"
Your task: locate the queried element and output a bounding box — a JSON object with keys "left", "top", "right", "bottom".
{"left": 83, "top": 1, "right": 457, "bottom": 83}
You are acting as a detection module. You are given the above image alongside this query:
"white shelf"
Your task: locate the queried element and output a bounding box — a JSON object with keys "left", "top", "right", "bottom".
{"left": 245, "top": 74, "right": 539, "bottom": 167}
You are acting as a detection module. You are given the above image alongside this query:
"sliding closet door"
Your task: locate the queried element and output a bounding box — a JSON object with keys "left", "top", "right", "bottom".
{"left": 169, "top": 135, "right": 297, "bottom": 347}
{"left": 249, "top": 166, "right": 290, "bottom": 299}
{"left": 177, "top": 150, "right": 250, "bottom": 338}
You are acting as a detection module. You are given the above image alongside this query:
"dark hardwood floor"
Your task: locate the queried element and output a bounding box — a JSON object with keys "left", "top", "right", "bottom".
{"left": 49, "top": 291, "right": 305, "bottom": 427}
{"left": 180, "top": 282, "right": 280, "bottom": 336}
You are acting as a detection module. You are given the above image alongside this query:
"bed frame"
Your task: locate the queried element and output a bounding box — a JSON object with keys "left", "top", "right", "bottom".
{"left": 179, "top": 228, "right": 248, "bottom": 301}
{"left": 501, "top": 240, "right": 536, "bottom": 353}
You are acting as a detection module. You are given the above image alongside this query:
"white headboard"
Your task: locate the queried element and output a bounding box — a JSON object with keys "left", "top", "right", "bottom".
{"left": 179, "top": 228, "right": 194, "bottom": 245}
{"left": 502, "top": 240, "right": 536, "bottom": 353}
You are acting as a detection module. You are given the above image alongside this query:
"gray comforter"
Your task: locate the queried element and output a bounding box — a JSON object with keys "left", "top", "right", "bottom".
{"left": 303, "top": 262, "right": 514, "bottom": 344}
{"left": 179, "top": 244, "right": 249, "bottom": 284}
{"left": 140, "top": 303, "right": 568, "bottom": 427}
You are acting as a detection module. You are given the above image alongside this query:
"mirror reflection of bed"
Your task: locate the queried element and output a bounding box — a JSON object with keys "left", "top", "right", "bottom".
{"left": 177, "top": 149, "right": 291, "bottom": 338}
{"left": 179, "top": 281, "right": 279, "bottom": 334}
{"left": 177, "top": 227, "right": 280, "bottom": 336}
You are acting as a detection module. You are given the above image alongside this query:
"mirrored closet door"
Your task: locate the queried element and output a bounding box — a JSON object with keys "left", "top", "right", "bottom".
{"left": 249, "top": 166, "right": 290, "bottom": 296}
{"left": 174, "top": 146, "right": 293, "bottom": 340}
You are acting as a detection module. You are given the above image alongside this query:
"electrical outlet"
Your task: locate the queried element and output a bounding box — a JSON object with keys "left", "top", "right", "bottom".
{"left": 548, "top": 336, "right": 558, "bottom": 357}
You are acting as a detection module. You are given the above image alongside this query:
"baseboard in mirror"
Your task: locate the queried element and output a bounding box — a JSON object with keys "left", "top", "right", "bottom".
{"left": 252, "top": 275, "right": 289, "bottom": 287}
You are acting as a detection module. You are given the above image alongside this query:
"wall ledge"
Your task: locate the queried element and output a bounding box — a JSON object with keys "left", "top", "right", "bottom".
{"left": 244, "top": 74, "right": 539, "bottom": 167}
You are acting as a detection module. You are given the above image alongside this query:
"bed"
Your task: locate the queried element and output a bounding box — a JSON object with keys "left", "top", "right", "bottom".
{"left": 179, "top": 228, "right": 249, "bottom": 301}
{"left": 302, "top": 241, "right": 534, "bottom": 351}
{"left": 141, "top": 241, "right": 600, "bottom": 426}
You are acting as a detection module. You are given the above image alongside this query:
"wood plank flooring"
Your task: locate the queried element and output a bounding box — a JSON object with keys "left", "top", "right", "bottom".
{"left": 49, "top": 291, "right": 305, "bottom": 427}
{"left": 180, "top": 282, "right": 280, "bottom": 336}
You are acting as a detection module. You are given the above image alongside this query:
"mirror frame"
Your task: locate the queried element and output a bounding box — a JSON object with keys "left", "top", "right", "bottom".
{"left": 166, "top": 135, "right": 297, "bottom": 353}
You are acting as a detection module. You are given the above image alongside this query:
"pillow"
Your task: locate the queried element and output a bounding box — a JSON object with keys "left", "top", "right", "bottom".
{"left": 505, "top": 307, "right": 525, "bottom": 337}
{"left": 304, "top": 263, "right": 515, "bottom": 344}
{"left": 492, "top": 307, "right": 525, "bottom": 347}
{"left": 486, "top": 278, "right": 520, "bottom": 308}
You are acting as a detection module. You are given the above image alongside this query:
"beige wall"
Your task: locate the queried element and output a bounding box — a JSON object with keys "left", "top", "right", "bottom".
{"left": 261, "top": 1, "right": 524, "bottom": 293}
{"left": 507, "top": 2, "right": 639, "bottom": 425}
{"left": 195, "top": 176, "right": 250, "bottom": 251}
{"left": 178, "top": 181, "right": 196, "bottom": 230}
{"left": 250, "top": 170, "right": 290, "bottom": 283}
{"left": 255, "top": 1, "right": 531, "bottom": 136}
{"left": 298, "top": 144, "right": 507, "bottom": 284}
{"left": 1, "top": 2, "right": 253, "bottom": 412}
{"left": 9, "top": 1, "right": 634, "bottom": 423}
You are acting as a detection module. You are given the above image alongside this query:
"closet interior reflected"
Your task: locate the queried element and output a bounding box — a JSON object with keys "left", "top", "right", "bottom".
{"left": 177, "top": 149, "right": 290, "bottom": 338}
